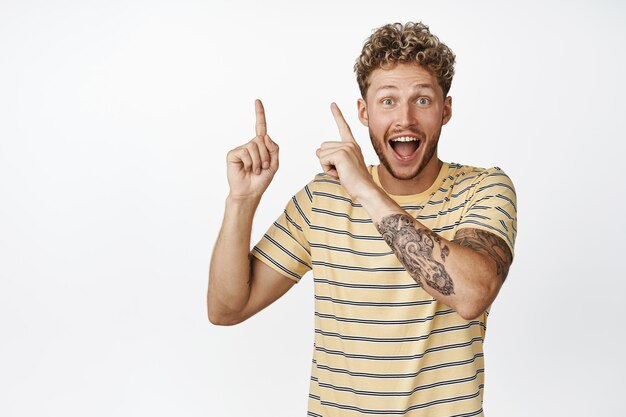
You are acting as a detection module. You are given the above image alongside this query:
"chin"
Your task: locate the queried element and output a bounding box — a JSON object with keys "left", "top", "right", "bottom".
{"left": 381, "top": 146, "right": 435, "bottom": 180}
{"left": 386, "top": 163, "right": 426, "bottom": 181}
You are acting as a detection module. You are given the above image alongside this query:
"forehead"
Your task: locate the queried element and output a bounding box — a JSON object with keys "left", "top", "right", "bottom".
{"left": 367, "top": 63, "right": 441, "bottom": 96}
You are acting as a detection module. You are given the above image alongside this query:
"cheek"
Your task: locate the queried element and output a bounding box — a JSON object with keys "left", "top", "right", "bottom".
{"left": 421, "top": 113, "right": 444, "bottom": 135}
{"left": 367, "top": 115, "right": 391, "bottom": 136}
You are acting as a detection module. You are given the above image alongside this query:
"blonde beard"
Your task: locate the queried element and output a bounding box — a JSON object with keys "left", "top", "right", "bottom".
{"left": 369, "top": 127, "right": 441, "bottom": 180}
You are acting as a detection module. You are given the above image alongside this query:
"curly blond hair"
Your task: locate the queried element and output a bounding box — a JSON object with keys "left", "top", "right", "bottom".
{"left": 355, "top": 22, "right": 456, "bottom": 98}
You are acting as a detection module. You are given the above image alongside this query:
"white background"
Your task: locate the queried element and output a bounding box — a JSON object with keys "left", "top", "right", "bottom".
{"left": 1, "top": 0, "right": 625, "bottom": 416}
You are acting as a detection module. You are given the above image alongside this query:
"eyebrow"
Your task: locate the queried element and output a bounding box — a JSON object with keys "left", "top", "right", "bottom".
{"left": 374, "top": 83, "right": 436, "bottom": 93}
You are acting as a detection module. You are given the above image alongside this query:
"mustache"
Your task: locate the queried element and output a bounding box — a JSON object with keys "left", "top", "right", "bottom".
{"left": 384, "top": 127, "right": 426, "bottom": 141}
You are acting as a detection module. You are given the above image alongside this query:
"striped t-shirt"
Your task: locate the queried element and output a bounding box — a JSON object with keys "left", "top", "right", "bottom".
{"left": 252, "top": 162, "right": 517, "bottom": 417}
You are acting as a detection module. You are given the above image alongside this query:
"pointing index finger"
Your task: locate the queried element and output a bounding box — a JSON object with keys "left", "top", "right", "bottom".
{"left": 255, "top": 99, "right": 267, "bottom": 137}
{"left": 330, "top": 102, "right": 355, "bottom": 143}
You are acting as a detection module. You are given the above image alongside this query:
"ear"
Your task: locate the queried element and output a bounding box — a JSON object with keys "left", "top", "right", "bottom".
{"left": 357, "top": 98, "right": 369, "bottom": 127}
{"left": 442, "top": 96, "right": 452, "bottom": 125}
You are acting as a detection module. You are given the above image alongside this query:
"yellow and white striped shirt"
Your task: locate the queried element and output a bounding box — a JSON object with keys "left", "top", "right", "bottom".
{"left": 253, "top": 162, "right": 517, "bottom": 417}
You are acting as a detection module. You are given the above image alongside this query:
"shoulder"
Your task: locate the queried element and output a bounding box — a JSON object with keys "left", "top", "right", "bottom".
{"left": 288, "top": 173, "right": 350, "bottom": 216}
{"left": 446, "top": 163, "right": 515, "bottom": 195}
{"left": 451, "top": 164, "right": 518, "bottom": 255}
{"left": 306, "top": 172, "right": 356, "bottom": 202}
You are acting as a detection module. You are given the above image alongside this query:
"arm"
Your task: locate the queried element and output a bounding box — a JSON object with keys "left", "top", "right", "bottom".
{"left": 360, "top": 184, "right": 512, "bottom": 320}
{"left": 317, "top": 103, "right": 513, "bottom": 320}
{"left": 208, "top": 100, "right": 293, "bottom": 326}
{"left": 208, "top": 197, "right": 295, "bottom": 326}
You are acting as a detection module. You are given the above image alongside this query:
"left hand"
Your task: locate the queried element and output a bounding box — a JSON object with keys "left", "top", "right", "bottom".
{"left": 316, "top": 103, "right": 377, "bottom": 201}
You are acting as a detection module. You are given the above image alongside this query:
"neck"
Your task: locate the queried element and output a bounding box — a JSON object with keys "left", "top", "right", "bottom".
{"left": 377, "top": 157, "right": 443, "bottom": 196}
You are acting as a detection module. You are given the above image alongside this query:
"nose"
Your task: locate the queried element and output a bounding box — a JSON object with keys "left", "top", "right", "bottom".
{"left": 395, "top": 101, "right": 416, "bottom": 129}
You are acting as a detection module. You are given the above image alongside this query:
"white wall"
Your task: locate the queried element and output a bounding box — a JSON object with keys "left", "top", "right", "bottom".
{"left": 1, "top": 1, "right": 624, "bottom": 415}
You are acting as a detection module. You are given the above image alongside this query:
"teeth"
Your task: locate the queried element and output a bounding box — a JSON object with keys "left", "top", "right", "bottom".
{"left": 391, "top": 136, "right": 419, "bottom": 142}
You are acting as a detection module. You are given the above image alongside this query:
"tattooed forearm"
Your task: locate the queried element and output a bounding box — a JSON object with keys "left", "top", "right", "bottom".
{"left": 452, "top": 228, "right": 513, "bottom": 281}
{"left": 376, "top": 213, "right": 455, "bottom": 295}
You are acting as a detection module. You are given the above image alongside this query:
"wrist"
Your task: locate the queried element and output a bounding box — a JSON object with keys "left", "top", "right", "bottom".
{"left": 353, "top": 178, "right": 384, "bottom": 206}
{"left": 354, "top": 182, "right": 404, "bottom": 224}
{"left": 349, "top": 176, "right": 376, "bottom": 201}
{"left": 225, "top": 194, "right": 262, "bottom": 211}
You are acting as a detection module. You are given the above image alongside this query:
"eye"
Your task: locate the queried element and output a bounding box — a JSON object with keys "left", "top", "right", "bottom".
{"left": 382, "top": 98, "right": 394, "bottom": 105}
{"left": 417, "top": 97, "right": 431, "bottom": 106}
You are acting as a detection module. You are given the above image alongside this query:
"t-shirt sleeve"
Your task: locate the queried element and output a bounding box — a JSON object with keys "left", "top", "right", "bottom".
{"left": 457, "top": 167, "right": 518, "bottom": 257}
{"left": 251, "top": 183, "right": 314, "bottom": 283}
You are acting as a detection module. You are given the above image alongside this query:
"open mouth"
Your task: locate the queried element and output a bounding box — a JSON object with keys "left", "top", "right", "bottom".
{"left": 389, "top": 136, "right": 421, "bottom": 160}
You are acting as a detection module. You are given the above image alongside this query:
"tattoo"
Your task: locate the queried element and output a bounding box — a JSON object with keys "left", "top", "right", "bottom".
{"left": 452, "top": 228, "right": 513, "bottom": 281}
{"left": 376, "top": 214, "right": 455, "bottom": 295}
{"left": 439, "top": 242, "right": 450, "bottom": 262}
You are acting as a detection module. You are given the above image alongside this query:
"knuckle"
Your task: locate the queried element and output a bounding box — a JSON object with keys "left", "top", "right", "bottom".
{"left": 229, "top": 148, "right": 244, "bottom": 160}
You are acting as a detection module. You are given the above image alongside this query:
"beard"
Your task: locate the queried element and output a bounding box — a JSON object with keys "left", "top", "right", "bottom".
{"left": 369, "top": 125, "right": 441, "bottom": 181}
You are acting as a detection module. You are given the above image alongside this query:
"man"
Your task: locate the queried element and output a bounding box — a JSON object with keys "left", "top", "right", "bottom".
{"left": 208, "top": 21, "right": 516, "bottom": 416}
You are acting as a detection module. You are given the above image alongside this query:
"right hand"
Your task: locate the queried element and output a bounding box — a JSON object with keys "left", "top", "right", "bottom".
{"left": 226, "top": 99, "right": 279, "bottom": 201}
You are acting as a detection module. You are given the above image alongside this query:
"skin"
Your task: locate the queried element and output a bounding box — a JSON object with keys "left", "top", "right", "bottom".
{"left": 208, "top": 64, "right": 513, "bottom": 325}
